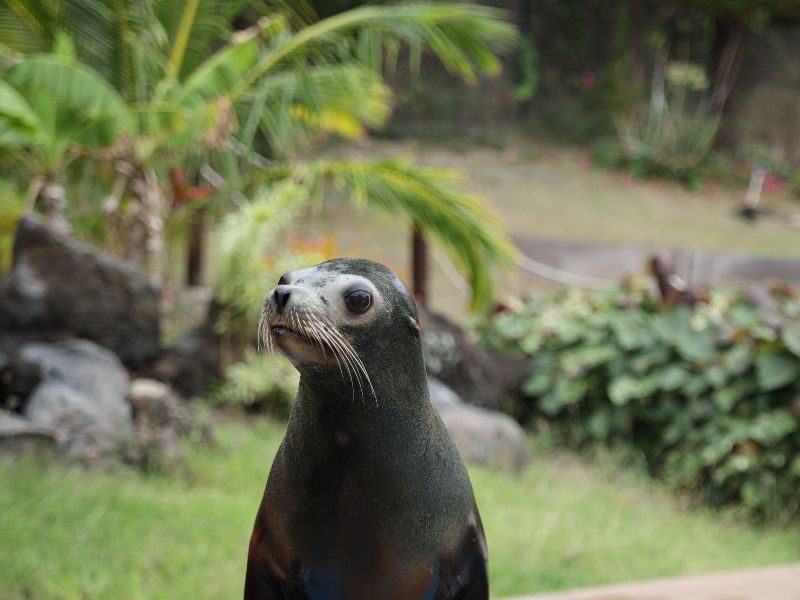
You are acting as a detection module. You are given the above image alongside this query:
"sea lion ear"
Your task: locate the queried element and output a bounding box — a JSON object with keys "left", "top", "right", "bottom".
{"left": 407, "top": 315, "right": 420, "bottom": 338}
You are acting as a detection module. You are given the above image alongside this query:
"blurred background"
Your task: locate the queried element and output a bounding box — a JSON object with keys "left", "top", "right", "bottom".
{"left": 1, "top": 1, "right": 799, "bottom": 598}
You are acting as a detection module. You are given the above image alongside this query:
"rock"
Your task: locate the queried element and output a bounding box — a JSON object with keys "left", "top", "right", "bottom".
{"left": 0, "top": 214, "right": 160, "bottom": 369}
{"left": 420, "top": 307, "right": 529, "bottom": 414}
{"left": 149, "top": 301, "right": 221, "bottom": 398}
{"left": 126, "top": 378, "right": 195, "bottom": 469}
{"left": 128, "top": 378, "right": 192, "bottom": 435}
{"left": 0, "top": 333, "right": 46, "bottom": 411}
{"left": 125, "top": 378, "right": 214, "bottom": 469}
{"left": 0, "top": 410, "right": 57, "bottom": 455}
{"left": 20, "top": 340, "right": 133, "bottom": 463}
{"left": 429, "top": 377, "right": 529, "bottom": 473}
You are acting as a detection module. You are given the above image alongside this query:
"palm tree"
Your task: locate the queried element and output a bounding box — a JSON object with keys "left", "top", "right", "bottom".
{"left": 0, "top": 0, "right": 517, "bottom": 309}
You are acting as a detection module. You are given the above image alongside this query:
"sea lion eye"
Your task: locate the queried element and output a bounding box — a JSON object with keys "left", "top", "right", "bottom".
{"left": 278, "top": 274, "right": 288, "bottom": 285}
{"left": 345, "top": 290, "right": 372, "bottom": 314}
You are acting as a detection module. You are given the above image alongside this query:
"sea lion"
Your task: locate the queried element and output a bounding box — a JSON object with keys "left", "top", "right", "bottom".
{"left": 244, "top": 258, "right": 488, "bottom": 600}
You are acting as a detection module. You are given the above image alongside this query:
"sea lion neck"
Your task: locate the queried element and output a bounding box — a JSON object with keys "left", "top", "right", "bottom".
{"left": 295, "top": 347, "right": 431, "bottom": 437}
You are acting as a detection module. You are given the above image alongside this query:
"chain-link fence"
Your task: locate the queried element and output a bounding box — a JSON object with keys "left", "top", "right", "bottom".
{"left": 722, "top": 26, "right": 800, "bottom": 165}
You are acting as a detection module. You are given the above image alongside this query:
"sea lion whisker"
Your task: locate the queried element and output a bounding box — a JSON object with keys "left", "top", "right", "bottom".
{"left": 298, "top": 313, "right": 327, "bottom": 359}
{"left": 258, "top": 303, "right": 279, "bottom": 372}
{"left": 310, "top": 314, "right": 364, "bottom": 396}
{"left": 307, "top": 313, "right": 358, "bottom": 403}
{"left": 314, "top": 313, "right": 377, "bottom": 406}
{"left": 322, "top": 322, "right": 374, "bottom": 400}
{"left": 306, "top": 315, "right": 346, "bottom": 380}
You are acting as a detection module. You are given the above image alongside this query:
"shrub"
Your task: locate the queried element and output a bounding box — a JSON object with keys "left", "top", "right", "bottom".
{"left": 477, "top": 282, "right": 800, "bottom": 521}
{"left": 208, "top": 350, "right": 298, "bottom": 416}
{"left": 612, "top": 55, "right": 721, "bottom": 187}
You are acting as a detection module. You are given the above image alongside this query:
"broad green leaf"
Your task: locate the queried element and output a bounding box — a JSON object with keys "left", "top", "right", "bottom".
{"left": 659, "top": 364, "right": 691, "bottom": 391}
{"left": 610, "top": 310, "right": 652, "bottom": 350}
{"left": 712, "top": 380, "right": 752, "bottom": 413}
{"left": 782, "top": 322, "right": 800, "bottom": 358}
{"left": 749, "top": 410, "right": 797, "bottom": 445}
{"left": 756, "top": 352, "right": 800, "bottom": 391}
{"left": 522, "top": 371, "right": 551, "bottom": 397}
{"left": 608, "top": 375, "right": 641, "bottom": 406}
{"left": 8, "top": 55, "right": 124, "bottom": 119}
{"left": 554, "top": 378, "right": 589, "bottom": 406}
{"left": 538, "top": 393, "right": 563, "bottom": 417}
{"left": 0, "top": 79, "right": 40, "bottom": 131}
{"left": 703, "top": 364, "right": 729, "bottom": 388}
{"left": 722, "top": 343, "right": 754, "bottom": 375}
{"left": 653, "top": 307, "right": 716, "bottom": 363}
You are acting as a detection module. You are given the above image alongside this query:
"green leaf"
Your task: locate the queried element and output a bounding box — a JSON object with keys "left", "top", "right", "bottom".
{"left": 554, "top": 378, "right": 589, "bottom": 406}
{"left": 782, "top": 322, "right": 800, "bottom": 358}
{"left": 522, "top": 370, "right": 552, "bottom": 397}
{"left": 712, "top": 380, "right": 752, "bottom": 413}
{"left": 749, "top": 411, "right": 797, "bottom": 445}
{"left": 560, "top": 345, "right": 617, "bottom": 377}
{"left": 0, "top": 79, "right": 40, "bottom": 131}
{"left": 659, "top": 364, "right": 691, "bottom": 391}
{"left": 310, "top": 159, "right": 516, "bottom": 311}
{"left": 722, "top": 343, "right": 753, "bottom": 375}
{"left": 8, "top": 55, "right": 124, "bottom": 119}
{"left": 610, "top": 310, "right": 653, "bottom": 350}
{"left": 703, "top": 364, "right": 729, "bottom": 388}
{"left": 756, "top": 352, "right": 800, "bottom": 391}
{"left": 653, "top": 307, "right": 716, "bottom": 362}
{"left": 538, "top": 393, "right": 563, "bottom": 417}
{"left": 608, "top": 375, "right": 642, "bottom": 406}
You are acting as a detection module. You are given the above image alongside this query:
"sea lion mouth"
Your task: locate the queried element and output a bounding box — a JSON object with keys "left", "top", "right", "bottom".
{"left": 258, "top": 303, "right": 378, "bottom": 405}
{"left": 270, "top": 325, "right": 306, "bottom": 339}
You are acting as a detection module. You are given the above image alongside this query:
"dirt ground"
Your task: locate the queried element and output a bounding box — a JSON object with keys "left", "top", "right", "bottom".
{"left": 307, "top": 137, "right": 800, "bottom": 322}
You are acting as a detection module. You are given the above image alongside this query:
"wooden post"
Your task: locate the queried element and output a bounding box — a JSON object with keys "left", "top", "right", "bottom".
{"left": 412, "top": 224, "right": 428, "bottom": 306}
{"left": 516, "top": 0, "right": 534, "bottom": 117}
{"left": 187, "top": 210, "right": 204, "bottom": 286}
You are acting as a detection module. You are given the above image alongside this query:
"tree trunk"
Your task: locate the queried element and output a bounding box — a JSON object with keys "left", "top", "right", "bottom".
{"left": 515, "top": 0, "right": 534, "bottom": 117}
{"left": 710, "top": 18, "right": 744, "bottom": 112}
{"left": 187, "top": 210, "right": 205, "bottom": 286}
{"left": 128, "top": 167, "right": 164, "bottom": 284}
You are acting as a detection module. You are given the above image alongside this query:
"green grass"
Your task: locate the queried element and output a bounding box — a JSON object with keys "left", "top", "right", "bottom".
{"left": 1, "top": 419, "right": 798, "bottom": 599}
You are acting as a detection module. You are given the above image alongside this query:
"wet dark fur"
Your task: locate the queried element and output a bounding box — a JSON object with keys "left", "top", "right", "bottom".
{"left": 244, "top": 259, "right": 488, "bottom": 600}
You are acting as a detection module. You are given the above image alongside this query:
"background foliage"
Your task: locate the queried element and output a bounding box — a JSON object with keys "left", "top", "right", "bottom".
{"left": 478, "top": 282, "right": 800, "bottom": 521}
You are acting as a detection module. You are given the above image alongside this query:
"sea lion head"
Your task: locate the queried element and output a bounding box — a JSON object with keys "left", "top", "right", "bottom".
{"left": 259, "top": 258, "right": 422, "bottom": 401}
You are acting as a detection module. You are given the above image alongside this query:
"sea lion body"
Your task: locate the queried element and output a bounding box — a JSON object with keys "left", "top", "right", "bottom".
{"left": 245, "top": 259, "right": 488, "bottom": 599}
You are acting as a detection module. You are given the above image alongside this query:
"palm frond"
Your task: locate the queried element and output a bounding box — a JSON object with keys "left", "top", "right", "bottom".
{"left": 7, "top": 55, "right": 124, "bottom": 119}
{"left": 156, "top": 0, "right": 254, "bottom": 80}
{"left": 304, "top": 158, "right": 517, "bottom": 310}
{"left": 0, "top": 1, "right": 49, "bottom": 54}
{"left": 230, "top": 3, "right": 516, "bottom": 102}
{"left": 0, "top": 78, "right": 41, "bottom": 133}
{"left": 175, "top": 30, "right": 262, "bottom": 108}
{"left": 239, "top": 63, "right": 391, "bottom": 154}
{"left": 214, "top": 181, "right": 311, "bottom": 333}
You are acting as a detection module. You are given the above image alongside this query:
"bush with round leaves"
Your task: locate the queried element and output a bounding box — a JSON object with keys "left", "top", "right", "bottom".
{"left": 477, "top": 282, "right": 800, "bottom": 521}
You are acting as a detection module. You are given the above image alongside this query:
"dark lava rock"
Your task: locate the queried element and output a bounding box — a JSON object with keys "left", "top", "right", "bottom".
{"left": 0, "top": 214, "right": 160, "bottom": 369}
{"left": 125, "top": 378, "right": 201, "bottom": 469}
{"left": 0, "top": 409, "right": 57, "bottom": 455}
{"left": 149, "top": 301, "right": 221, "bottom": 398}
{"left": 420, "top": 307, "right": 529, "bottom": 414}
{"left": 429, "top": 377, "right": 528, "bottom": 473}
{"left": 20, "top": 340, "right": 133, "bottom": 463}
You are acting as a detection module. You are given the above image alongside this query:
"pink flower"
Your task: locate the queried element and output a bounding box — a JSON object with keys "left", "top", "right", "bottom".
{"left": 580, "top": 70, "right": 596, "bottom": 90}
{"left": 762, "top": 172, "right": 785, "bottom": 193}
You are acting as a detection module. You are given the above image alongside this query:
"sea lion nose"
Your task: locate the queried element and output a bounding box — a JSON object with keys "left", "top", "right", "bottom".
{"left": 273, "top": 286, "right": 291, "bottom": 312}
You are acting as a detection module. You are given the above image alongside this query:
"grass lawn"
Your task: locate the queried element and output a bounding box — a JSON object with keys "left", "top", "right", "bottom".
{"left": 2, "top": 418, "right": 798, "bottom": 599}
